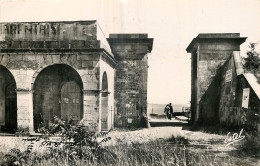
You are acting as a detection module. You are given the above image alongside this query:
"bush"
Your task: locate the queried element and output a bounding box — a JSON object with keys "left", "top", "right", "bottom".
{"left": 243, "top": 43, "right": 260, "bottom": 72}
{"left": 238, "top": 130, "right": 260, "bottom": 157}
{"left": 2, "top": 116, "right": 117, "bottom": 165}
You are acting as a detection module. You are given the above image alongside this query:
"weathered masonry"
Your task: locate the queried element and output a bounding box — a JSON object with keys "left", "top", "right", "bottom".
{"left": 186, "top": 33, "right": 247, "bottom": 124}
{"left": 0, "top": 21, "right": 154, "bottom": 133}
{"left": 108, "top": 34, "right": 153, "bottom": 127}
{"left": 187, "top": 33, "right": 260, "bottom": 131}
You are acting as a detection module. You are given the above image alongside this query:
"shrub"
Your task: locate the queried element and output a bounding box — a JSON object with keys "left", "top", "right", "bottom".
{"left": 38, "top": 116, "right": 116, "bottom": 164}
{"left": 238, "top": 130, "right": 260, "bottom": 157}
{"left": 243, "top": 43, "right": 260, "bottom": 72}
{"left": 2, "top": 116, "right": 117, "bottom": 165}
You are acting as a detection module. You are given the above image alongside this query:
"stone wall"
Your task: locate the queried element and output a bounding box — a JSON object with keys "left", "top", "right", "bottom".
{"left": 99, "top": 57, "right": 115, "bottom": 130}
{"left": 0, "top": 21, "right": 116, "bottom": 132}
{"left": 0, "top": 52, "right": 111, "bottom": 131}
{"left": 193, "top": 50, "right": 260, "bottom": 131}
{"left": 219, "top": 55, "right": 260, "bottom": 130}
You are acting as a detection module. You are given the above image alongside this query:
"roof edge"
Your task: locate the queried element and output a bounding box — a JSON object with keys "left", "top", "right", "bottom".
{"left": 243, "top": 73, "right": 260, "bottom": 100}
{"left": 186, "top": 35, "right": 247, "bottom": 53}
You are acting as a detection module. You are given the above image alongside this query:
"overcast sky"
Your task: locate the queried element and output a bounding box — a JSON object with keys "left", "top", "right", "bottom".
{"left": 0, "top": 0, "right": 260, "bottom": 105}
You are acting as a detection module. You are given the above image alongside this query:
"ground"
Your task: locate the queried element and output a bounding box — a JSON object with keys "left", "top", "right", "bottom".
{"left": 0, "top": 126, "right": 259, "bottom": 165}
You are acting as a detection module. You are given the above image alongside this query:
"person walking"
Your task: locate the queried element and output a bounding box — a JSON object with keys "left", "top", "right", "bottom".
{"left": 164, "top": 103, "right": 173, "bottom": 120}
{"left": 164, "top": 104, "right": 170, "bottom": 119}
{"left": 169, "top": 103, "right": 174, "bottom": 119}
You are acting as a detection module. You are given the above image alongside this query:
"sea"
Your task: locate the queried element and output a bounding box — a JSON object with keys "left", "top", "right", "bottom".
{"left": 147, "top": 103, "right": 185, "bottom": 115}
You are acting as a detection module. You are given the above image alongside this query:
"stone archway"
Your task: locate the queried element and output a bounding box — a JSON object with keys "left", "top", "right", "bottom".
{"left": 0, "top": 65, "right": 17, "bottom": 133}
{"left": 33, "top": 64, "right": 83, "bottom": 130}
{"left": 101, "top": 72, "right": 109, "bottom": 131}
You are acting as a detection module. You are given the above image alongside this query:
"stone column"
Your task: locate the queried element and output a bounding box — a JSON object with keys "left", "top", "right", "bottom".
{"left": 107, "top": 34, "right": 153, "bottom": 128}
{"left": 186, "top": 33, "right": 247, "bottom": 124}
{"left": 82, "top": 90, "right": 100, "bottom": 131}
{"left": 16, "top": 90, "right": 34, "bottom": 133}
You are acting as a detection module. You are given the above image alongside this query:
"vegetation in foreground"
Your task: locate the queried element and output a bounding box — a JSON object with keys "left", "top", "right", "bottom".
{"left": 0, "top": 118, "right": 257, "bottom": 166}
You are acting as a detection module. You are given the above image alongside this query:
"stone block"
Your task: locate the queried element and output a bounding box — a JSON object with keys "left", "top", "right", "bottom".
{"left": 18, "top": 113, "right": 30, "bottom": 120}
{"left": 45, "top": 41, "right": 59, "bottom": 48}
{"left": 67, "top": 54, "right": 77, "bottom": 66}
{"left": 59, "top": 41, "right": 70, "bottom": 48}
{"left": 17, "top": 119, "right": 30, "bottom": 126}
{"left": 30, "top": 41, "right": 45, "bottom": 48}
{"left": 11, "top": 41, "right": 21, "bottom": 48}
{"left": 20, "top": 42, "right": 31, "bottom": 48}
{"left": 70, "top": 40, "right": 85, "bottom": 48}
{"left": 85, "top": 40, "right": 100, "bottom": 48}
{"left": 77, "top": 54, "right": 100, "bottom": 61}
{"left": 73, "top": 59, "right": 81, "bottom": 69}
{"left": 35, "top": 54, "right": 45, "bottom": 66}
{"left": 0, "top": 42, "right": 8, "bottom": 49}
{"left": 43, "top": 55, "right": 52, "bottom": 65}
{"left": 1, "top": 54, "right": 10, "bottom": 66}
{"left": 84, "top": 100, "right": 98, "bottom": 105}
{"left": 52, "top": 54, "right": 61, "bottom": 63}
{"left": 82, "top": 61, "right": 93, "bottom": 68}
{"left": 24, "top": 54, "right": 36, "bottom": 61}
{"left": 60, "top": 54, "right": 69, "bottom": 63}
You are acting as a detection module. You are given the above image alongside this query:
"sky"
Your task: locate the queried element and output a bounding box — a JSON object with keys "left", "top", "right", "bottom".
{"left": 0, "top": 0, "right": 260, "bottom": 105}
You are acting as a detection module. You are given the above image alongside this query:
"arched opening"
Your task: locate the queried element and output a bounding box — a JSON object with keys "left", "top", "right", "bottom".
{"left": 101, "top": 72, "right": 109, "bottom": 131}
{"left": 0, "top": 65, "right": 17, "bottom": 133}
{"left": 33, "top": 64, "right": 83, "bottom": 131}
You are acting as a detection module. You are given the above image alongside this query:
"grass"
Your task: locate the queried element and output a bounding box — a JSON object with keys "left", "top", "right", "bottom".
{"left": 0, "top": 116, "right": 257, "bottom": 166}
{"left": 0, "top": 135, "right": 239, "bottom": 166}
{"left": 105, "top": 136, "right": 236, "bottom": 166}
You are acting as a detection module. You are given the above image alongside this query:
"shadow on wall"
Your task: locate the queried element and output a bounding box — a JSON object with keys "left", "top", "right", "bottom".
{"left": 198, "top": 62, "right": 225, "bottom": 125}
{"left": 0, "top": 65, "right": 17, "bottom": 133}
{"left": 33, "top": 64, "right": 83, "bottom": 131}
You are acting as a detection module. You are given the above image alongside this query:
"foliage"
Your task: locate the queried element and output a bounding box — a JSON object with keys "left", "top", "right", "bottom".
{"left": 15, "top": 127, "right": 30, "bottom": 136}
{"left": 1, "top": 116, "right": 116, "bottom": 165}
{"left": 166, "top": 135, "right": 189, "bottom": 145}
{"left": 1, "top": 133, "right": 251, "bottom": 166}
{"left": 243, "top": 43, "right": 260, "bottom": 72}
{"left": 238, "top": 129, "right": 260, "bottom": 157}
{"left": 37, "top": 116, "right": 115, "bottom": 164}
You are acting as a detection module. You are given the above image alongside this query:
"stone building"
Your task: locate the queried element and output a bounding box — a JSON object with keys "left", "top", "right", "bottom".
{"left": 0, "top": 21, "right": 153, "bottom": 133}
{"left": 187, "top": 33, "right": 260, "bottom": 131}
{"left": 218, "top": 53, "right": 260, "bottom": 130}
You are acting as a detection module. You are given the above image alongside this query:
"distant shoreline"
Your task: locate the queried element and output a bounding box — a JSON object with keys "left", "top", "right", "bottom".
{"left": 147, "top": 103, "right": 186, "bottom": 115}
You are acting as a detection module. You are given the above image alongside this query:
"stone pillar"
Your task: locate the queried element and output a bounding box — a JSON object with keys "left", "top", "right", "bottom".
{"left": 16, "top": 90, "right": 34, "bottom": 132}
{"left": 12, "top": 69, "right": 35, "bottom": 133}
{"left": 107, "top": 34, "right": 153, "bottom": 128}
{"left": 186, "top": 33, "right": 247, "bottom": 124}
{"left": 82, "top": 90, "right": 100, "bottom": 131}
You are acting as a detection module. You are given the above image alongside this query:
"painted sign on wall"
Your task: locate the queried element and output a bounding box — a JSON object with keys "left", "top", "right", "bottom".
{"left": 242, "top": 88, "right": 250, "bottom": 109}
{"left": 0, "top": 21, "right": 96, "bottom": 41}
{"left": 225, "top": 69, "right": 232, "bottom": 82}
